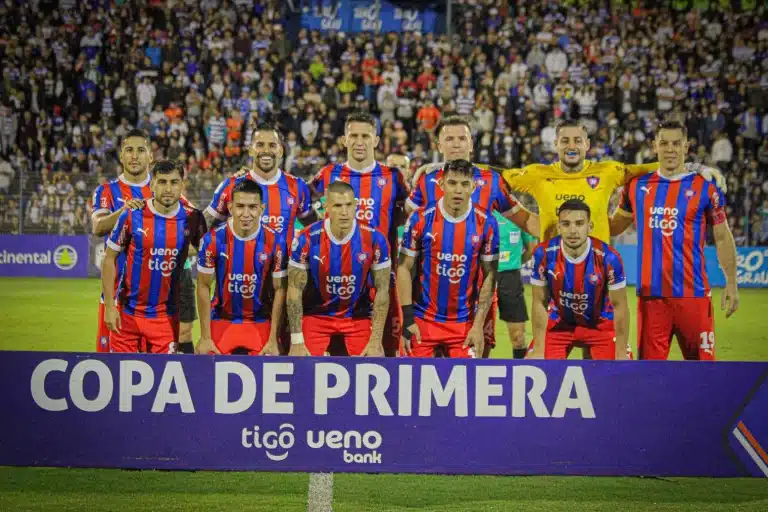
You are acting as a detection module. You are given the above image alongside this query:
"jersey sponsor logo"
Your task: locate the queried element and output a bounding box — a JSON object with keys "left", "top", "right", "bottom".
{"left": 648, "top": 206, "right": 679, "bottom": 237}
{"left": 148, "top": 247, "right": 179, "bottom": 277}
{"left": 558, "top": 290, "right": 589, "bottom": 317}
{"left": 555, "top": 194, "right": 586, "bottom": 201}
{"left": 228, "top": 272, "right": 259, "bottom": 299}
{"left": 241, "top": 424, "right": 295, "bottom": 461}
{"left": 356, "top": 197, "right": 375, "bottom": 222}
{"left": 586, "top": 176, "right": 600, "bottom": 189}
{"left": 262, "top": 214, "right": 285, "bottom": 233}
{"left": 436, "top": 252, "right": 467, "bottom": 284}
{"left": 326, "top": 274, "right": 357, "bottom": 299}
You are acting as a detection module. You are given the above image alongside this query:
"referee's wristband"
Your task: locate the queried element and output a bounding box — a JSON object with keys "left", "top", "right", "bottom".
{"left": 402, "top": 305, "right": 415, "bottom": 331}
{"left": 291, "top": 333, "right": 305, "bottom": 346}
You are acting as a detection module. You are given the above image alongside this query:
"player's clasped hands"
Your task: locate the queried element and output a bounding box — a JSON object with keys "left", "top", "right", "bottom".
{"left": 122, "top": 198, "right": 145, "bottom": 211}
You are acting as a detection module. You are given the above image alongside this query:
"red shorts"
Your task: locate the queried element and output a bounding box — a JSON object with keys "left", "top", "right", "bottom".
{"left": 379, "top": 273, "right": 402, "bottom": 357}
{"left": 544, "top": 319, "right": 616, "bottom": 360}
{"left": 211, "top": 319, "right": 271, "bottom": 355}
{"left": 110, "top": 310, "right": 180, "bottom": 354}
{"left": 303, "top": 316, "right": 372, "bottom": 356}
{"left": 407, "top": 318, "right": 475, "bottom": 358}
{"left": 96, "top": 302, "right": 111, "bottom": 353}
{"left": 637, "top": 297, "right": 715, "bottom": 361}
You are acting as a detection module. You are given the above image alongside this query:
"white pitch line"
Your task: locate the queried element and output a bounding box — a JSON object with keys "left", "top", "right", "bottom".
{"left": 307, "top": 472, "right": 334, "bottom": 511}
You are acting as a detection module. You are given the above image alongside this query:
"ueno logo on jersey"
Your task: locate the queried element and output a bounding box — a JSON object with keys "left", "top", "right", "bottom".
{"left": 356, "top": 197, "right": 375, "bottom": 222}
{"left": 262, "top": 215, "right": 285, "bottom": 233}
{"left": 558, "top": 290, "right": 589, "bottom": 316}
{"left": 436, "top": 252, "right": 467, "bottom": 284}
{"left": 648, "top": 206, "right": 679, "bottom": 237}
{"left": 326, "top": 274, "right": 357, "bottom": 299}
{"left": 148, "top": 247, "right": 179, "bottom": 277}
{"left": 307, "top": 429, "right": 383, "bottom": 464}
{"left": 228, "top": 272, "right": 259, "bottom": 298}
{"left": 556, "top": 194, "right": 586, "bottom": 201}
{"left": 241, "top": 424, "right": 295, "bottom": 461}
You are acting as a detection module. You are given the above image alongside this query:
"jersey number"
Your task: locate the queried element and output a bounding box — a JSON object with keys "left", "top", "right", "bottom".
{"left": 699, "top": 332, "right": 715, "bottom": 354}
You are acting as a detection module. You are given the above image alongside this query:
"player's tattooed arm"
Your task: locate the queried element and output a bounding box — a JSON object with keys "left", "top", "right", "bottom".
{"left": 287, "top": 266, "right": 310, "bottom": 355}
{"left": 203, "top": 210, "right": 225, "bottom": 231}
{"left": 365, "top": 267, "right": 391, "bottom": 356}
{"left": 474, "top": 259, "right": 498, "bottom": 329}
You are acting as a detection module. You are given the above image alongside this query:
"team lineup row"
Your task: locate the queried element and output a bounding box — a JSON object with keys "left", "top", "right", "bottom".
{"left": 91, "top": 112, "right": 739, "bottom": 360}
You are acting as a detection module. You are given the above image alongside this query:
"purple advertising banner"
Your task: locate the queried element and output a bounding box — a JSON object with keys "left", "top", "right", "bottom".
{"left": 0, "top": 235, "right": 89, "bottom": 278}
{"left": 0, "top": 351, "right": 766, "bottom": 477}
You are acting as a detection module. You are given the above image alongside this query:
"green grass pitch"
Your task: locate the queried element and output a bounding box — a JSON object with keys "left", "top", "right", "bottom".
{"left": 0, "top": 277, "right": 767, "bottom": 511}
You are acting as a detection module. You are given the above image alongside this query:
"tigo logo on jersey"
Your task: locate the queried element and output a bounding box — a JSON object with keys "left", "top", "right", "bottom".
{"left": 436, "top": 252, "right": 467, "bottom": 284}
{"left": 558, "top": 290, "right": 589, "bottom": 317}
{"left": 241, "top": 424, "right": 295, "bottom": 461}
{"left": 648, "top": 206, "right": 679, "bottom": 237}
{"left": 356, "top": 198, "right": 375, "bottom": 222}
{"left": 326, "top": 274, "right": 357, "bottom": 299}
{"left": 228, "top": 273, "right": 259, "bottom": 299}
{"left": 148, "top": 247, "right": 179, "bottom": 277}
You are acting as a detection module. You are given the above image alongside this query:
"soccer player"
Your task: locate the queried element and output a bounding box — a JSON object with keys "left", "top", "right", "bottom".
{"left": 101, "top": 160, "right": 207, "bottom": 353}
{"left": 310, "top": 112, "right": 410, "bottom": 356}
{"left": 528, "top": 199, "right": 630, "bottom": 360}
{"left": 91, "top": 129, "right": 153, "bottom": 352}
{"left": 205, "top": 122, "right": 316, "bottom": 242}
{"left": 196, "top": 180, "right": 287, "bottom": 355}
{"left": 286, "top": 180, "right": 391, "bottom": 357}
{"left": 405, "top": 115, "right": 539, "bottom": 357}
{"left": 398, "top": 159, "right": 499, "bottom": 358}
{"left": 494, "top": 209, "right": 537, "bottom": 359}
{"left": 610, "top": 120, "right": 739, "bottom": 360}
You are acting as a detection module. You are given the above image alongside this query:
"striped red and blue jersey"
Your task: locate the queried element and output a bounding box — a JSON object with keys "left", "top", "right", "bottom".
{"left": 401, "top": 200, "right": 500, "bottom": 323}
{"left": 197, "top": 219, "right": 288, "bottom": 323}
{"left": 289, "top": 219, "right": 391, "bottom": 318}
{"left": 530, "top": 236, "right": 626, "bottom": 327}
{"left": 92, "top": 174, "right": 153, "bottom": 299}
{"left": 206, "top": 169, "right": 312, "bottom": 243}
{"left": 407, "top": 166, "right": 521, "bottom": 215}
{"left": 107, "top": 200, "right": 207, "bottom": 318}
{"left": 310, "top": 162, "right": 409, "bottom": 241}
{"left": 619, "top": 171, "right": 727, "bottom": 298}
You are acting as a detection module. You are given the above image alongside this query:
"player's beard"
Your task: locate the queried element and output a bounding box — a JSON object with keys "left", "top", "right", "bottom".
{"left": 560, "top": 152, "right": 584, "bottom": 172}
{"left": 158, "top": 194, "right": 178, "bottom": 208}
{"left": 124, "top": 160, "right": 148, "bottom": 178}
{"left": 254, "top": 152, "right": 278, "bottom": 174}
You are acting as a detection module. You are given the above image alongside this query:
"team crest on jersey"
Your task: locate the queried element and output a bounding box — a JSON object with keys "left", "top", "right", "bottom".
{"left": 685, "top": 189, "right": 695, "bottom": 198}
{"left": 712, "top": 191, "right": 720, "bottom": 208}
{"left": 377, "top": 178, "right": 387, "bottom": 187}
{"left": 589, "top": 273, "right": 599, "bottom": 284}
{"left": 357, "top": 252, "right": 368, "bottom": 263}
{"left": 100, "top": 196, "right": 108, "bottom": 208}
{"left": 586, "top": 176, "right": 600, "bottom": 189}
{"left": 374, "top": 248, "right": 381, "bottom": 262}
{"left": 287, "top": 197, "right": 295, "bottom": 205}
{"left": 259, "top": 253, "right": 268, "bottom": 262}
{"left": 472, "top": 234, "right": 480, "bottom": 244}
{"left": 291, "top": 238, "right": 299, "bottom": 252}
{"left": 475, "top": 179, "right": 486, "bottom": 187}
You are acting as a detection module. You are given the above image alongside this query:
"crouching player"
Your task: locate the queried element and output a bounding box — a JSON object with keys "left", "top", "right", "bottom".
{"left": 528, "top": 199, "right": 629, "bottom": 360}
{"left": 195, "top": 180, "right": 287, "bottom": 355}
{"left": 286, "top": 180, "right": 391, "bottom": 357}
{"left": 101, "top": 160, "right": 207, "bottom": 353}
{"left": 397, "top": 159, "right": 499, "bottom": 358}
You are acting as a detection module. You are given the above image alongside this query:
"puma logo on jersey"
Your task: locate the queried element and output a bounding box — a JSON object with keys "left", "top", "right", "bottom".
{"left": 424, "top": 232, "right": 438, "bottom": 241}
{"left": 641, "top": 186, "right": 652, "bottom": 194}
{"left": 137, "top": 228, "right": 150, "bottom": 237}
{"left": 314, "top": 255, "right": 326, "bottom": 264}
{"left": 117, "top": 198, "right": 125, "bottom": 203}
{"left": 548, "top": 270, "right": 560, "bottom": 279}
{"left": 429, "top": 178, "right": 440, "bottom": 184}
{"left": 220, "top": 253, "right": 229, "bottom": 260}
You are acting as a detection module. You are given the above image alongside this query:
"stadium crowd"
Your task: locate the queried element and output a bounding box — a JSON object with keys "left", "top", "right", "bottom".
{"left": 0, "top": 0, "right": 766, "bottom": 243}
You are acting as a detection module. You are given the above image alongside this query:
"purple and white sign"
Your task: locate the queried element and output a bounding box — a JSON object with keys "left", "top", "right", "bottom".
{"left": 0, "top": 352, "right": 766, "bottom": 477}
{"left": 0, "top": 235, "right": 89, "bottom": 278}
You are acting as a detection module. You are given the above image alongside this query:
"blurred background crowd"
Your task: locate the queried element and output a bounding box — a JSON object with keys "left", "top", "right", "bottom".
{"left": 0, "top": 0, "right": 765, "bottom": 245}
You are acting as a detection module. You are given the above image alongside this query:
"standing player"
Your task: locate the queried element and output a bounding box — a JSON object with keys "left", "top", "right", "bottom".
{"left": 494, "top": 210, "right": 537, "bottom": 359}
{"left": 205, "top": 123, "right": 316, "bottom": 242}
{"left": 405, "top": 115, "right": 539, "bottom": 357}
{"left": 310, "top": 112, "right": 410, "bottom": 356}
{"left": 101, "top": 160, "right": 207, "bottom": 353}
{"left": 91, "top": 129, "right": 153, "bottom": 352}
{"left": 286, "top": 180, "right": 391, "bottom": 357}
{"left": 610, "top": 120, "right": 739, "bottom": 360}
{"left": 397, "top": 159, "right": 499, "bottom": 358}
{"left": 528, "top": 199, "right": 630, "bottom": 360}
{"left": 196, "top": 180, "right": 287, "bottom": 355}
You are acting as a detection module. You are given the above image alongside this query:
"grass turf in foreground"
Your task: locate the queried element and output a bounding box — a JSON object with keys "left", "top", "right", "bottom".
{"left": 0, "top": 468, "right": 766, "bottom": 512}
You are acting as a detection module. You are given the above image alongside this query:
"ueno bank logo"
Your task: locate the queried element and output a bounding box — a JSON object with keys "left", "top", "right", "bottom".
{"left": 228, "top": 273, "right": 259, "bottom": 298}
{"left": 648, "top": 206, "right": 679, "bottom": 237}
{"left": 307, "top": 429, "right": 383, "bottom": 464}
{"left": 326, "top": 274, "right": 356, "bottom": 299}
{"left": 241, "top": 424, "right": 295, "bottom": 461}
{"left": 149, "top": 248, "right": 179, "bottom": 277}
{"left": 558, "top": 290, "right": 589, "bottom": 317}
{"left": 262, "top": 215, "right": 285, "bottom": 233}
{"left": 436, "top": 252, "right": 467, "bottom": 284}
